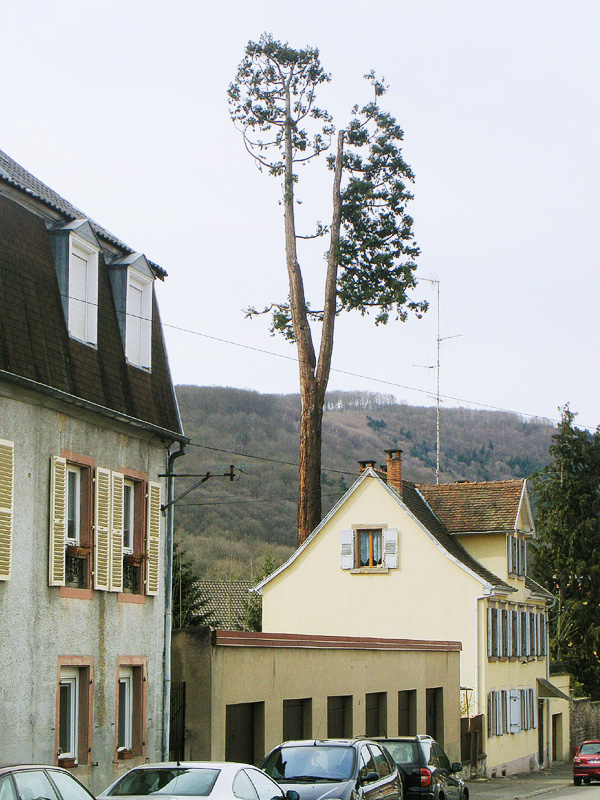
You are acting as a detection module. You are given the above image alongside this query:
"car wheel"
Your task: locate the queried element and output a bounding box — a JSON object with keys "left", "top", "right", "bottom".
{"left": 574, "top": 777, "right": 582, "bottom": 786}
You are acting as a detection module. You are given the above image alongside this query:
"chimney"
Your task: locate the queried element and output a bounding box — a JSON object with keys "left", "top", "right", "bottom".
{"left": 385, "top": 449, "right": 403, "bottom": 496}
{"left": 358, "top": 459, "right": 377, "bottom": 474}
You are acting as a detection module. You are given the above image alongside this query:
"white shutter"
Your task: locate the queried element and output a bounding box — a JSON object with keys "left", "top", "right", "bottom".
{"left": 487, "top": 608, "right": 493, "bottom": 657}
{"left": 383, "top": 528, "right": 398, "bottom": 568}
{"left": 496, "top": 692, "right": 503, "bottom": 735}
{"left": 340, "top": 529, "right": 354, "bottom": 570}
{"left": 69, "top": 251, "right": 88, "bottom": 341}
{"left": 146, "top": 481, "right": 161, "bottom": 595}
{"left": 532, "top": 688, "right": 538, "bottom": 728}
{"left": 0, "top": 441, "right": 14, "bottom": 581}
{"left": 49, "top": 456, "right": 67, "bottom": 586}
{"left": 94, "top": 467, "right": 111, "bottom": 591}
{"left": 510, "top": 690, "right": 521, "bottom": 733}
{"left": 126, "top": 281, "right": 143, "bottom": 365}
{"left": 507, "top": 609, "right": 513, "bottom": 658}
{"left": 110, "top": 471, "right": 124, "bottom": 592}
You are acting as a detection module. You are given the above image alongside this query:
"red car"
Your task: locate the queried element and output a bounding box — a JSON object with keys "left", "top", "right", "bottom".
{"left": 573, "top": 740, "right": 600, "bottom": 785}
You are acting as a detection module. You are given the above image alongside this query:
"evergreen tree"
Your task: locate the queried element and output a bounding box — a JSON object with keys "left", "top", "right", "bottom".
{"left": 172, "top": 542, "right": 218, "bottom": 629}
{"left": 532, "top": 406, "right": 600, "bottom": 696}
{"left": 229, "top": 35, "right": 425, "bottom": 544}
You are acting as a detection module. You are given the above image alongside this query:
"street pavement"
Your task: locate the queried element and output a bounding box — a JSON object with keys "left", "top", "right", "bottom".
{"left": 469, "top": 761, "right": 573, "bottom": 800}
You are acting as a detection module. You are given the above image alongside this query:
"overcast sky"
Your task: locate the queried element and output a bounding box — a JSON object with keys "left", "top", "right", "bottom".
{"left": 3, "top": 1, "right": 598, "bottom": 431}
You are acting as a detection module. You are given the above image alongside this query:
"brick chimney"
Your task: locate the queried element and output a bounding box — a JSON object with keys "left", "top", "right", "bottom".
{"left": 358, "top": 459, "right": 377, "bottom": 474}
{"left": 385, "top": 449, "right": 403, "bottom": 496}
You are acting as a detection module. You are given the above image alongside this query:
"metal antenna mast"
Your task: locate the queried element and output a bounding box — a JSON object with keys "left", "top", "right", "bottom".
{"left": 415, "top": 278, "right": 460, "bottom": 484}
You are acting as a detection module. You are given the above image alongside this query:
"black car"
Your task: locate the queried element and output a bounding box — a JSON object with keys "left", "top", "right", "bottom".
{"left": 374, "top": 737, "right": 467, "bottom": 800}
{"left": 0, "top": 765, "right": 95, "bottom": 800}
{"left": 262, "top": 739, "right": 403, "bottom": 800}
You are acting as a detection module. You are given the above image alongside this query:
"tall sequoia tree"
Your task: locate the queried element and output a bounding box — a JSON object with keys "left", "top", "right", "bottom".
{"left": 229, "top": 34, "right": 425, "bottom": 543}
{"left": 532, "top": 407, "right": 600, "bottom": 696}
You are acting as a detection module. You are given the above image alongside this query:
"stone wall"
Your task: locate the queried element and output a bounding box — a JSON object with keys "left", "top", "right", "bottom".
{"left": 571, "top": 698, "right": 600, "bottom": 752}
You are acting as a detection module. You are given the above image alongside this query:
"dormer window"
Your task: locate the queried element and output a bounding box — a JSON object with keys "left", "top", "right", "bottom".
{"left": 49, "top": 219, "right": 100, "bottom": 347}
{"left": 69, "top": 234, "right": 98, "bottom": 345}
{"left": 108, "top": 253, "right": 154, "bottom": 371}
{"left": 126, "top": 270, "right": 152, "bottom": 369}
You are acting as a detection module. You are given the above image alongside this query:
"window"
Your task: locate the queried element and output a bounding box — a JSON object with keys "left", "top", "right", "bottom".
{"left": 118, "top": 667, "right": 133, "bottom": 752}
{"left": 68, "top": 234, "right": 98, "bottom": 345}
{"left": 49, "top": 455, "right": 93, "bottom": 590}
{"left": 0, "top": 439, "right": 14, "bottom": 582}
{"left": 56, "top": 660, "right": 92, "bottom": 766}
{"left": 116, "top": 661, "right": 146, "bottom": 759}
{"left": 489, "top": 688, "right": 536, "bottom": 737}
{"left": 59, "top": 668, "right": 79, "bottom": 760}
{"left": 340, "top": 527, "right": 398, "bottom": 570}
{"left": 123, "top": 480, "right": 135, "bottom": 554}
{"left": 126, "top": 271, "right": 152, "bottom": 369}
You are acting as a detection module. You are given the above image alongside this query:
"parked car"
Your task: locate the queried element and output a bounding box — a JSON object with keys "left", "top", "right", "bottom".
{"left": 98, "top": 762, "right": 299, "bottom": 800}
{"left": 373, "top": 736, "right": 467, "bottom": 800}
{"left": 0, "top": 765, "right": 95, "bottom": 800}
{"left": 573, "top": 740, "right": 600, "bottom": 785}
{"left": 262, "top": 739, "right": 402, "bottom": 800}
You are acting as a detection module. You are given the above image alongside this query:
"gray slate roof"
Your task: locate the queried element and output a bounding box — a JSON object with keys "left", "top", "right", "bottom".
{"left": 196, "top": 580, "right": 257, "bottom": 630}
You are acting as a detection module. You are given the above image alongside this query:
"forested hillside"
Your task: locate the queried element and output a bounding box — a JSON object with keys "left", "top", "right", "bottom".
{"left": 174, "top": 386, "right": 554, "bottom": 580}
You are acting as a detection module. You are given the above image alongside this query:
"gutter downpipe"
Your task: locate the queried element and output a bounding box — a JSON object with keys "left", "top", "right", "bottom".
{"left": 162, "top": 441, "right": 187, "bottom": 760}
{"left": 545, "top": 595, "right": 556, "bottom": 769}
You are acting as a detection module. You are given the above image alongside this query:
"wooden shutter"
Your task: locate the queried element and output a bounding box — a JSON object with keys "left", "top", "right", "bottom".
{"left": 507, "top": 535, "right": 513, "bottom": 574}
{"left": 146, "top": 481, "right": 161, "bottom": 595}
{"left": 110, "top": 471, "right": 124, "bottom": 592}
{"left": 340, "top": 529, "right": 354, "bottom": 570}
{"left": 487, "top": 607, "right": 493, "bottom": 657}
{"left": 49, "top": 456, "right": 67, "bottom": 586}
{"left": 383, "top": 528, "right": 398, "bottom": 568}
{"left": 94, "top": 467, "right": 111, "bottom": 591}
{"left": 0, "top": 441, "right": 14, "bottom": 581}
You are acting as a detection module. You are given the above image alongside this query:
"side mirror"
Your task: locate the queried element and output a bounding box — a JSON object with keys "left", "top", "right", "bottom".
{"left": 360, "top": 772, "right": 380, "bottom": 784}
{"left": 451, "top": 763, "right": 462, "bottom": 774}
{"left": 286, "top": 792, "right": 300, "bottom": 800}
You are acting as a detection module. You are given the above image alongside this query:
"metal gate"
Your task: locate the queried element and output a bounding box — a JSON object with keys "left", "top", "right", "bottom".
{"left": 169, "top": 681, "right": 186, "bottom": 761}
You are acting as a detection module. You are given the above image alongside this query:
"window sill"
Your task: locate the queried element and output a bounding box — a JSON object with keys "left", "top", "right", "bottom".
{"left": 117, "top": 749, "right": 134, "bottom": 760}
{"left": 59, "top": 586, "right": 94, "bottom": 600}
{"left": 118, "top": 592, "right": 146, "bottom": 604}
{"left": 57, "top": 757, "right": 77, "bottom": 768}
{"left": 350, "top": 567, "right": 389, "bottom": 574}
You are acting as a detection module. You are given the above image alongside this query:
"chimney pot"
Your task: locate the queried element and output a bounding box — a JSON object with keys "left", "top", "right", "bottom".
{"left": 358, "top": 459, "right": 377, "bottom": 474}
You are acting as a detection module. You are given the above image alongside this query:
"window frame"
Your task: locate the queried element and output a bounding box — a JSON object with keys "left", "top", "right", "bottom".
{"left": 115, "top": 658, "right": 146, "bottom": 760}
{"left": 56, "top": 657, "right": 93, "bottom": 767}
{"left": 119, "top": 468, "right": 148, "bottom": 599}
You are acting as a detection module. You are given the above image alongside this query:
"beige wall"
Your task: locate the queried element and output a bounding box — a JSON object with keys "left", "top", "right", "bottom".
{"left": 172, "top": 629, "right": 462, "bottom": 765}
{"left": 262, "top": 477, "right": 481, "bottom": 695}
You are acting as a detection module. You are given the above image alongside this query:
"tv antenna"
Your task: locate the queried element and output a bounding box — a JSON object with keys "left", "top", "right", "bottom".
{"left": 414, "top": 278, "right": 461, "bottom": 483}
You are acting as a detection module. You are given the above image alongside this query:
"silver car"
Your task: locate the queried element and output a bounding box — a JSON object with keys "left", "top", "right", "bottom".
{"left": 98, "top": 762, "right": 299, "bottom": 800}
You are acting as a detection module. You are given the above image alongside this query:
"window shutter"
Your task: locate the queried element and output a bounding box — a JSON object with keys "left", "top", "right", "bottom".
{"left": 487, "top": 608, "right": 493, "bottom": 658}
{"left": 510, "top": 690, "right": 521, "bottom": 733}
{"left": 49, "top": 456, "right": 67, "bottom": 586}
{"left": 146, "top": 481, "right": 161, "bottom": 595}
{"left": 506, "top": 609, "right": 513, "bottom": 658}
{"left": 487, "top": 692, "right": 494, "bottom": 737}
{"left": 94, "top": 467, "right": 111, "bottom": 591}
{"left": 0, "top": 441, "right": 14, "bottom": 581}
{"left": 507, "top": 535, "right": 513, "bottom": 574}
{"left": 110, "top": 471, "right": 124, "bottom": 592}
{"left": 340, "top": 529, "right": 354, "bottom": 570}
{"left": 69, "top": 251, "right": 88, "bottom": 341}
{"left": 531, "top": 688, "right": 537, "bottom": 728}
{"left": 496, "top": 692, "right": 503, "bottom": 735}
{"left": 383, "top": 528, "right": 398, "bottom": 568}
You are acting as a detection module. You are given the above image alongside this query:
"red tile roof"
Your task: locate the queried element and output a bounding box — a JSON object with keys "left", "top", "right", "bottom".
{"left": 417, "top": 479, "right": 524, "bottom": 534}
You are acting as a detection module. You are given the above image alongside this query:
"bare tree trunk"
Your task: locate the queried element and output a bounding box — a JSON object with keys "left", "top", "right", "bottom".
{"left": 281, "top": 81, "right": 345, "bottom": 545}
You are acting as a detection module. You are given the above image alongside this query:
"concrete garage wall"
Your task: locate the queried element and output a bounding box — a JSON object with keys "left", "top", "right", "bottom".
{"left": 172, "top": 628, "right": 462, "bottom": 766}
{"left": 0, "top": 385, "right": 167, "bottom": 794}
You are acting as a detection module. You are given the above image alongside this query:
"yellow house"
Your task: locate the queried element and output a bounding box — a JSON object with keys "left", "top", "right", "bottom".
{"left": 256, "top": 450, "right": 569, "bottom": 777}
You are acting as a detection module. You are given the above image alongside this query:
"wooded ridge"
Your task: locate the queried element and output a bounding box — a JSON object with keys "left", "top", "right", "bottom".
{"left": 174, "top": 386, "right": 554, "bottom": 580}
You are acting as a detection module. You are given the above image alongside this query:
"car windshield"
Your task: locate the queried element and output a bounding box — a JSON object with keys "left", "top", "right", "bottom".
{"left": 108, "top": 769, "right": 220, "bottom": 796}
{"left": 263, "top": 746, "right": 355, "bottom": 782}
{"left": 380, "top": 741, "right": 421, "bottom": 767}
{"left": 579, "top": 744, "right": 600, "bottom": 756}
